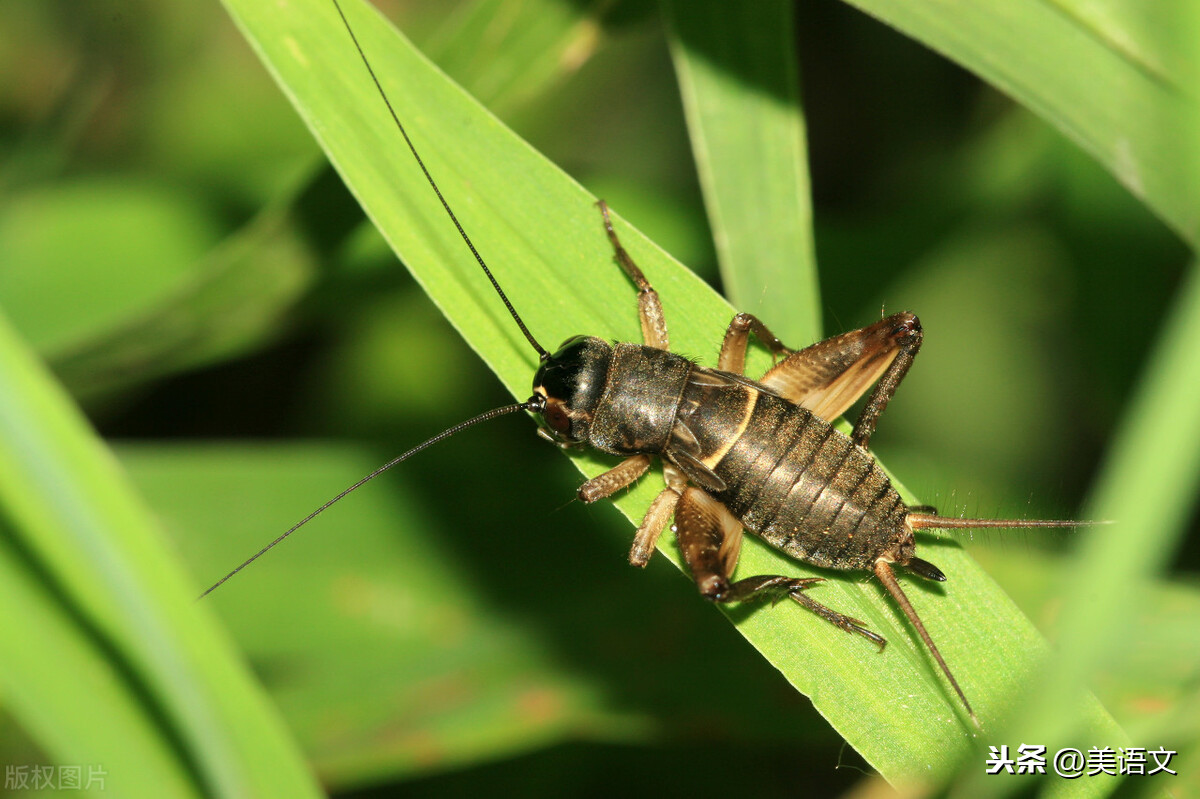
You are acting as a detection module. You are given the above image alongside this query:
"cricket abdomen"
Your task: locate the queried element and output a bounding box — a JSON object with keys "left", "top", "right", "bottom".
{"left": 670, "top": 370, "right": 906, "bottom": 571}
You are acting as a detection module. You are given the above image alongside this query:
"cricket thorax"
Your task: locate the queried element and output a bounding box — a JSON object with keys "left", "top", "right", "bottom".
{"left": 587, "top": 342, "right": 693, "bottom": 455}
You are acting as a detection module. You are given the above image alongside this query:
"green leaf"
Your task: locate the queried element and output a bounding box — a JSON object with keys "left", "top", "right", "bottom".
{"left": 128, "top": 443, "right": 651, "bottom": 783}
{"left": 842, "top": 0, "right": 1200, "bottom": 249}
{"left": 133, "top": 441, "right": 841, "bottom": 783}
{"left": 662, "top": 0, "right": 821, "bottom": 343}
{"left": 222, "top": 0, "right": 1127, "bottom": 786}
{"left": 0, "top": 178, "right": 217, "bottom": 354}
{"left": 0, "top": 311, "right": 319, "bottom": 796}
{"left": 963, "top": 262, "right": 1200, "bottom": 799}
{"left": 421, "top": 0, "right": 606, "bottom": 115}
{"left": 47, "top": 186, "right": 319, "bottom": 401}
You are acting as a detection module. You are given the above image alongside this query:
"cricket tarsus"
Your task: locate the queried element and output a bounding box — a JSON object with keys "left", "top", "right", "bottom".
{"left": 198, "top": 399, "right": 541, "bottom": 599}
{"left": 329, "top": 0, "right": 547, "bottom": 360}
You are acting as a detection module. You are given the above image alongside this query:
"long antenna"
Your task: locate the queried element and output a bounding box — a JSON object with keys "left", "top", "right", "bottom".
{"left": 199, "top": 399, "right": 541, "bottom": 599}
{"left": 331, "top": 0, "right": 548, "bottom": 360}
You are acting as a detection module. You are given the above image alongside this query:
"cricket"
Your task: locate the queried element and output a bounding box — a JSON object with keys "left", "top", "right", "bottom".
{"left": 203, "top": 0, "right": 1085, "bottom": 730}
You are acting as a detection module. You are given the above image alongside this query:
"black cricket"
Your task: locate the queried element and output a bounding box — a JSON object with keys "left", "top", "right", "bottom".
{"left": 203, "top": 0, "right": 1083, "bottom": 729}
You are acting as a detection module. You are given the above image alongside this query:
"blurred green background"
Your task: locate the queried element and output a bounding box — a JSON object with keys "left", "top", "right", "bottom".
{"left": 1, "top": 0, "right": 1197, "bottom": 796}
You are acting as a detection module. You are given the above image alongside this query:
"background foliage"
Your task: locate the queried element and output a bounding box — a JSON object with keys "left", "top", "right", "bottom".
{"left": 0, "top": 0, "right": 1197, "bottom": 796}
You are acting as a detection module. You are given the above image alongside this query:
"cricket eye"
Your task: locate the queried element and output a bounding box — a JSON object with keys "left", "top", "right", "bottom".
{"left": 543, "top": 398, "right": 572, "bottom": 436}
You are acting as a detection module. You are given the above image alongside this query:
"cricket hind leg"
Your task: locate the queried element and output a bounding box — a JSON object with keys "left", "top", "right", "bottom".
{"left": 848, "top": 313, "right": 922, "bottom": 449}
{"left": 717, "top": 312, "right": 793, "bottom": 375}
{"left": 596, "top": 200, "right": 669, "bottom": 350}
{"left": 739, "top": 312, "right": 923, "bottom": 431}
{"left": 674, "top": 487, "right": 886, "bottom": 648}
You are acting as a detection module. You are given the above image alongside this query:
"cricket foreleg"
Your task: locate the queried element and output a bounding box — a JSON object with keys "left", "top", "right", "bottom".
{"left": 673, "top": 487, "right": 886, "bottom": 648}
{"left": 597, "top": 200, "right": 669, "bottom": 350}
{"left": 577, "top": 455, "right": 651, "bottom": 503}
{"left": 580, "top": 457, "right": 688, "bottom": 567}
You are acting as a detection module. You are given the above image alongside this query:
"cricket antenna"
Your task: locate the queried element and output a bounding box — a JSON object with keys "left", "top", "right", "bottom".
{"left": 199, "top": 398, "right": 543, "bottom": 599}
{"left": 331, "top": 0, "right": 548, "bottom": 360}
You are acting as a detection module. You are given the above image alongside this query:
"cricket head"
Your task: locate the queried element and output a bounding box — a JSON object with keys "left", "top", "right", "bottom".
{"left": 531, "top": 335, "right": 613, "bottom": 446}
